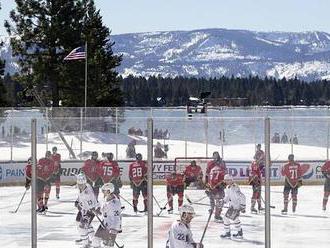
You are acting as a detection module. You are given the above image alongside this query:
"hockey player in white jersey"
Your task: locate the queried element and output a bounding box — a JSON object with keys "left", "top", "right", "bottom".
{"left": 91, "top": 183, "right": 122, "bottom": 248}
{"left": 220, "top": 174, "right": 246, "bottom": 239}
{"left": 166, "top": 204, "right": 204, "bottom": 248}
{"left": 75, "top": 173, "right": 100, "bottom": 248}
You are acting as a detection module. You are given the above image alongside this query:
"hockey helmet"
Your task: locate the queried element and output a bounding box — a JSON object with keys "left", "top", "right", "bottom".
{"left": 212, "top": 151, "right": 220, "bottom": 161}
{"left": 52, "top": 146, "right": 57, "bottom": 152}
{"left": 224, "top": 174, "right": 233, "bottom": 184}
{"left": 28, "top": 157, "right": 32, "bottom": 163}
{"left": 191, "top": 160, "right": 196, "bottom": 166}
{"left": 136, "top": 153, "right": 142, "bottom": 161}
{"left": 91, "top": 151, "right": 98, "bottom": 159}
{"left": 106, "top": 152, "right": 114, "bottom": 161}
{"left": 288, "top": 154, "right": 294, "bottom": 161}
{"left": 45, "top": 151, "right": 51, "bottom": 158}
{"left": 101, "top": 183, "right": 115, "bottom": 194}
{"left": 76, "top": 173, "right": 87, "bottom": 185}
{"left": 180, "top": 204, "right": 195, "bottom": 224}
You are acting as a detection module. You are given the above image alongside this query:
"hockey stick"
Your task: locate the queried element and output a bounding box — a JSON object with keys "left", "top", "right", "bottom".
{"left": 185, "top": 194, "right": 229, "bottom": 208}
{"left": 261, "top": 195, "right": 276, "bottom": 209}
{"left": 153, "top": 195, "right": 166, "bottom": 210}
{"left": 199, "top": 207, "right": 213, "bottom": 244}
{"left": 156, "top": 201, "right": 168, "bottom": 216}
{"left": 10, "top": 189, "right": 28, "bottom": 213}
{"left": 93, "top": 213, "right": 124, "bottom": 248}
{"left": 118, "top": 195, "right": 145, "bottom": 213}
{"left": 185, "top": 194, "right": 208, "bottom": 205}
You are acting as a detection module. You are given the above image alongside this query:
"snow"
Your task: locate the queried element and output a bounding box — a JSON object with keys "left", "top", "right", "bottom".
{"left": 1, "top": 185, "right": 329, "bottom": 248}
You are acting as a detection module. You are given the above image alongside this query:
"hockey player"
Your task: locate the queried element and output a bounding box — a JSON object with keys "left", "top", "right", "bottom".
{"left": 183, "top": 160, "right": 203, "bottom": 189}
{"left": 166, "top": 204, "right": 204, "bottom": 248}
{"left": 82, "top": 151, "right": 102, "bottom": 199}
{"left": 166, "top": 172, "right": 185, "bottom": 213}
{"left": 24, "top": 157, "right": 32, "bottom": 190}
{"left": 97, "top": 153, "right": 122, "bottom": 195}
{"left": 51, "top": 146, "right": 61, "bottom": 199}
{"left": 129, "top": 153, "right": 148, "bottom": 212}
{"left": 35, "top": 151, "right": 55, "bottom": 213}
{"left": 91, "top": 183, "right": 122, "bottom": 248}
{"left": 75, "top": 173, "right": 100, "bottom": 248}
{"left": 248, "top": 160, "right": 264, "bottom": 213}
{"left": 205, "top": 151, "right": 227, "bottom": 222}
{"left": 321, "top": 160, "right": 330, "bottom": 211}
{"left": 281, "top": 154, "right": 303, "bottom": 214}
{"left": 220, "top": 175, "right": 246, "bottom": 239}
{"left": 254, "top": 144, "right": 265, "bottom": 176}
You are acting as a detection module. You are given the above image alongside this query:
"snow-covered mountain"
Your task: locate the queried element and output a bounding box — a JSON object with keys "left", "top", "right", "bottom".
{"left": 2, "top": 28, "right": 330, "bottom": 81}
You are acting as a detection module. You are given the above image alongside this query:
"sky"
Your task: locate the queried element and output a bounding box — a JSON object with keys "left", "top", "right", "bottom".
{"left": 0, "top": 0, "right": 330, "bottom": 37}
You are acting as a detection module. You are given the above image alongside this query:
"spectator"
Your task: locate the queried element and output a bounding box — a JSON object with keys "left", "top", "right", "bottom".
{"left": 281, "top": 132, "right": 288, "bottom": 143}
{"left": 292, "top": 134, "right": 298, "bottom": 144}
{"left": 154, "top": 142, "right": 167, "bottom": 158}
{"left": 126, "top": 141, "right": 136, "bottom": 158}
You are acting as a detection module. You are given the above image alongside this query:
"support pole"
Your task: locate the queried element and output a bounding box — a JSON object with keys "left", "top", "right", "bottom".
{"left": 80, "top": 107, "right": 83, "bottom": 159}
{"left": 147, "top": 118, "right": 153, "bottom": 248}
{"left": 264, "top": 117, "right": 271, "bottom": 248}
{"left": 31, "top": 119, "right": 37, "bottom": 248}
{"left": 205, "top": 118, "right": 208, "bottom": 157}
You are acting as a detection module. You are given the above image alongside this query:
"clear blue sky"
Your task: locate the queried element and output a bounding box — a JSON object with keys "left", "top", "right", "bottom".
{"left": 1, "top": 0, "right": 330, "bottom": 37}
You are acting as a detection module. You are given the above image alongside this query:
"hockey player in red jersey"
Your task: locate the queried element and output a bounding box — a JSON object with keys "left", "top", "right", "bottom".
{"left": 321, "top": 160, "right": 330, "bottom": 211}
{"left": 281, "top": 154, "right": 303, "bottom": 214}
{"left": 205, "top": 152, "right": 227, "bottom": 222}
{"left": 82, "top": 151, "right": 102, "bottom": 199}
{"left": 36, "top": 151, "right": 55, "bottom": 212}
{"left": 166, "top": 172, "right": 185, "bottom": 213}
{"left": 248, "top": 160, "right": 264, "bottom": 213}
{"left": 24, "top": 157, "right": 32, "bottom": 190}
{"left": 97, "top": 152, "right": 122, "bottom": 195}
{"left": 183, "top": 160, "right": 203, "bottom": 189}
{"left": 51, "top": 146, "right": 61, "bottom": 199}
{"left": 129, "top": 153, "right": 148, "bottom": 212}
{"left": 254, "top": 144, "right": 265, "bottom": 176}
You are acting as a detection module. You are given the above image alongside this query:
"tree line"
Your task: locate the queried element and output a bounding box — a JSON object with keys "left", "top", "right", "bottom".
{"left": 121, "top": 75, "right": 330, "bottom": 106}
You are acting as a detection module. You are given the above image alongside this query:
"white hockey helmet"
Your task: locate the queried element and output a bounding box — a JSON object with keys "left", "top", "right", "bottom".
{"left": 180, "top": 204, "right": 195, "bottom": 224}
{"left": 76, "top": 173, "right": 87, "bottom": 185}
{"left": 101, "top": 183, "right": 115, "bottom": 194}
{"left": 224, "top": 174, "right": 233, "bottom": 183}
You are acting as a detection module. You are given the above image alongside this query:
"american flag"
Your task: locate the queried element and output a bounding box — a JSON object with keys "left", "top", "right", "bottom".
{"left": 64, "top": 46, "right": 86, "bottom": 60}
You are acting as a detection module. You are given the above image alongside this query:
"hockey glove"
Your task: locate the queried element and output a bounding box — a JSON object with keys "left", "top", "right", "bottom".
{"left": 193, "top": 243, "right": 204, "bottom": 248}
{"left": 240, "top": 204, "right": 246, "bottom": 213}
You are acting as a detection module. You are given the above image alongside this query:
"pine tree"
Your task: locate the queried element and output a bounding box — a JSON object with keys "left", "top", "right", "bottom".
{"left": 5, "top": 0, "right": 123, "bottom": 107}
{"left": 0, "top": 2, "right": 8, "bottom": 106}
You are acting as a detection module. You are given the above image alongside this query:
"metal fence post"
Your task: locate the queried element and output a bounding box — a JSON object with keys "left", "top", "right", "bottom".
{"left": 80, "top": 108, "right": 83, "bottom": 158}
{"left": 116, "top": 108, "right": 118, "bottom": 160}
{"left": 205, "top": 118, "right": 208, "bottom": 157}
{"left": 147, "top": 118, "right": 153, "bottom": 248}
{"left": 31, "top": 119, "right": 37, "bottom": 248}
{"left": 264, "top": 117, "right": 271, "bottom": 248}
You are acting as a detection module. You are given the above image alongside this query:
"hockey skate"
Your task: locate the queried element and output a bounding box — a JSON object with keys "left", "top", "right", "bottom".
{"left": 133, "top": 206, "right": 138, "bottom": 213}
{"left": 56, "top": 194, "right": 60, "bottom": 199}
{"left": 250, "top": 207, "right": 258, "bottom": 214}
{"left": 258, "top": 206, "right": 265, "bottom": 211}
{"left": 281, "top": 209, "right": 288, "bottom": 215}
{"left": 232, "top": 229, "right": 243, "bottom": 238}
{"left": 214, "top": 215, "right": 223, "bottom": 223}
{"left": 167, "top": 208, "right": 173, "bottom": 214}
{"left": 36, "top": 206, "right": 45, "bottom": 214}
{"left": 220, "top": 232, "right": 231, "bottom": 238}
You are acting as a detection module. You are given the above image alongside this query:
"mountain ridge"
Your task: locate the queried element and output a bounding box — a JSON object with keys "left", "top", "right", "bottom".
{"left": 1, "top": 28, "right": 330, "bottom": 81}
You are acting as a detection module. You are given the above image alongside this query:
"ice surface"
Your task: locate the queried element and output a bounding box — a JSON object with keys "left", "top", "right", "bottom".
{"left": 1, "top": 185, "right": 329, "bottom": 248}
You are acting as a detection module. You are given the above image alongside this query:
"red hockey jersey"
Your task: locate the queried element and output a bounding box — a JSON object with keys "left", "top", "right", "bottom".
{"left": 37, "top": 158, "right": 55, "bottom": 181}
{"left": 208, "top": 164, "right": 226, "bottom": 189}
{"left": 97, "top": 161, "right": 120, "bottom": 183}
{"left": 166, "top": 173, "right": 185, "bottom": 187}
{"left": 82, "top": 159, "right": 100, "bottom": 182}
{"left": 248, "top": 161, "right": 262, "bottom": 184}
{"left": 206, "top": 160, "right": 226, "bottom": 183}
{"left": 281, "top": 162, "right": 302, "bottom": 187}
{"left": 129, "top": 161, "right": 148, "bottom": 186}
{"left": 183, "top": 164, "right": 202, "bottom": 179}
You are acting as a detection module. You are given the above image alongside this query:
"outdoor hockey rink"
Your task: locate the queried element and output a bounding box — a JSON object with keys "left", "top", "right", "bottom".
{"left": 1, "top": 184, "right": 329, "bottom": 248}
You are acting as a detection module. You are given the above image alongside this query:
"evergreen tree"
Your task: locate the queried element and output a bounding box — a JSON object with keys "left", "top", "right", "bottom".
{"left": 0, "top": 2, "right": 8, "bottom": 106}
{"left": 5, "top": 0, "right": 123, "bottom": 107}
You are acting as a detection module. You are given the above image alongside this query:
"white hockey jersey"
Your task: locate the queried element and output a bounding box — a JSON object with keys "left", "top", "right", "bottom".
{"left": 223, "top": 183, "right": 246, "bottom": 210}
{"left": 166, "top": 221, "right": 195, "bottom": 248}
{"left": 78, "top": 183, "right": 100, "bottom": 212}
{"left": 102, "top": 195, "right": 122, "bottom": 232}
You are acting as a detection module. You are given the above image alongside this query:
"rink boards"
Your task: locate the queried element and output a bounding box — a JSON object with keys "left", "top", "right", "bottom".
{"left": 0, "top": 160, "right": 326, "bottom": 185}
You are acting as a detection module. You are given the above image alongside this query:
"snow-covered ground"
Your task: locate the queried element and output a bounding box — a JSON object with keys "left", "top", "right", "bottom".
{"left": 0, "top": 185, "right": 329, "bottom": 248}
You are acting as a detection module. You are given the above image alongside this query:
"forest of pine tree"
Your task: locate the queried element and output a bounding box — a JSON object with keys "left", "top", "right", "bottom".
{"left": 121, "top": 75, "right": 330, "bottom": 107}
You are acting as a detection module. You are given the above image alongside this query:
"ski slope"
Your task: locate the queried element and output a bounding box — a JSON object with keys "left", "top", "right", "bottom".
{"left": 0, "top": 185, "right": 329, "bottom": 248}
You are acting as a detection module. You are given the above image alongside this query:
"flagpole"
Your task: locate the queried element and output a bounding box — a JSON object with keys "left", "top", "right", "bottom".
{"left": 84, "top": 40, "right": 88, "bottom": 110}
